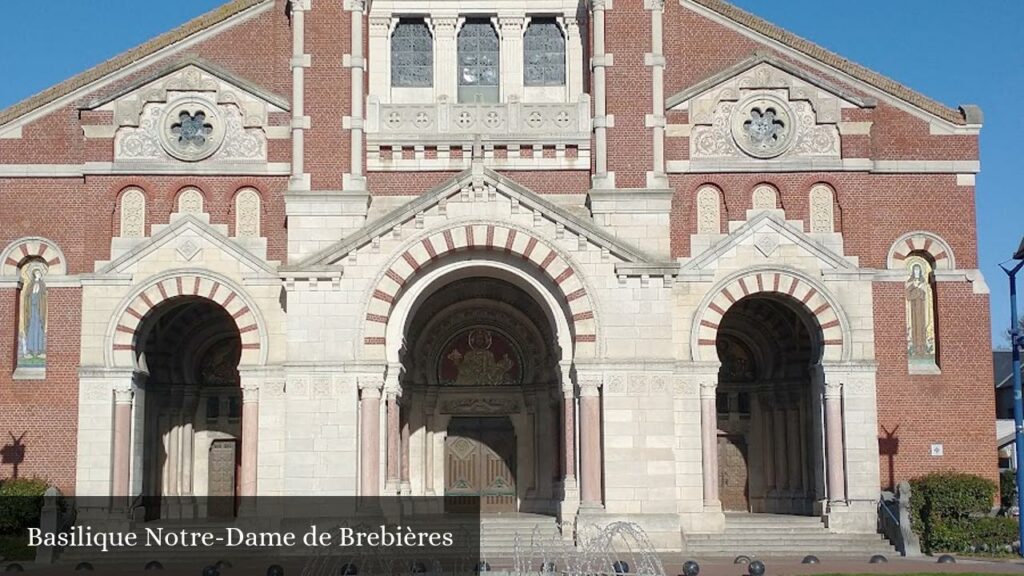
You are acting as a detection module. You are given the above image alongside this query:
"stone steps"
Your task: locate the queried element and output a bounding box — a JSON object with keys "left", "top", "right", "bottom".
{"left": 683, "top": 514, "right": 897, "bottom": 558}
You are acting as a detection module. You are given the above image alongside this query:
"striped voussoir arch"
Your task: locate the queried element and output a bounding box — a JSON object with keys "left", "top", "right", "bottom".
{"left": 1, "top": 237, "right": 67, "bottom": 275}
{"left": 695, "top": 270, "right": 844, "bottom": 362}
{"left": 363, "top": 224, "right": 596, "bottom": 347}
{"left": 111, "top": 274, "right": 262, "bottom": 367}
{"left": 888, "top": 232, "right": 954, "bottom": 270}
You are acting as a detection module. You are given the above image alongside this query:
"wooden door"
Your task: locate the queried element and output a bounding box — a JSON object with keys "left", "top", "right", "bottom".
{"left": 445, "top": 417, "right": 516, "bottom": 513}
{"left": 208, "top": 439, "right": 237, "bottom": 518}
{"left": 718, "top": 435, "right": 749, "bottom": 512}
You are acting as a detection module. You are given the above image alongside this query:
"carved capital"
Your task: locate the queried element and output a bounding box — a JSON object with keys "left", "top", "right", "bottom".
{"left": 591, "top": 0, "right": 608, "bottom": 10}
{"left": 113, "top": 385, "right": 134, "bottom": 405}
{"left": 358, "top": 376, "right": 384, "bottom": 399}
{"left": 577, "top": 372, "right": 602, "bottom": 397}
{"left": 431, "top": 17, "right": 459, "bottom": 36}
{"left": 498, "top": 16, "right": 525, "bottom": 36}
{"left": 647, "top": 0, "right": 665, "bottom": 10}
{"left": 384, "top": 363, "right": 403, "bottom": 397}
{"left": 242, "top": 381, "right": 260, "bottom": 404}
{"left": 822, "top": 381, "right": 843, "bottom": 400}
{"left": 699, "top": 381, "right": 717, "bottom": 399}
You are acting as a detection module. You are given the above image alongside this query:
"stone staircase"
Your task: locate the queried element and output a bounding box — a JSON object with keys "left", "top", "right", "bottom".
{"left": 478, "top": 514, "right": 565, "bottom": 561}
{"left": 683, "top": 513, "right": 896, "bottom": 559}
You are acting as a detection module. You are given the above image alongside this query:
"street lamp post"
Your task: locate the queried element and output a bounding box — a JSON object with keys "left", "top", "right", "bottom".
{"left": 1001, "top": 235, "right": 1024, "bottom": 556}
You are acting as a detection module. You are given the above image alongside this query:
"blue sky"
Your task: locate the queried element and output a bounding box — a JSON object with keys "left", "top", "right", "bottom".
{"left": 2, "top": 1, "right": 1021, "bottom": 347}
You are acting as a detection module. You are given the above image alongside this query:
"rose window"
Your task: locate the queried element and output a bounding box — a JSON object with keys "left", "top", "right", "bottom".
{"left": 730, "top": 94, "right": 795, "bottom": 159}
{"left": 171, "top": 111, "right": 213, "bottom": 149}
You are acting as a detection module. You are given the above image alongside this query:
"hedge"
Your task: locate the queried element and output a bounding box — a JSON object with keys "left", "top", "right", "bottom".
{"left": 909, "top": 471, "right": 1017, "bottom": 553}
{"left": 0, "top": 477, "right": 49, "bottom": 535}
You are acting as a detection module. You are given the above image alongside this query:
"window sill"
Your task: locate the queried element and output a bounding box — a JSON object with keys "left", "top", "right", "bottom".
{"left": 12, "top": 367, "right": 46, "bottom": 381}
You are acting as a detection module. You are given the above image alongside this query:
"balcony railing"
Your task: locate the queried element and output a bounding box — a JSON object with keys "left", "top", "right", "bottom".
{"left": 366, "top": 95, "right": 591, "bottom": 145}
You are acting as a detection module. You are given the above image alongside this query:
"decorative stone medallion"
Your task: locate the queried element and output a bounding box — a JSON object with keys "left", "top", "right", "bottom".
{"left": 730, "top": 93, "right": 795, "bottom": 159}
{"left": 753, "top": 232, "right": 780, "bottom": 257}
{"left": 160, "top": 96, "right": 224, "bottom": 161}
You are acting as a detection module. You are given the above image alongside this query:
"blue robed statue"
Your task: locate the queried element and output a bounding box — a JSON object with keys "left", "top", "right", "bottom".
{"left": 19, "top": 267, "right": 47, "bottom": 361}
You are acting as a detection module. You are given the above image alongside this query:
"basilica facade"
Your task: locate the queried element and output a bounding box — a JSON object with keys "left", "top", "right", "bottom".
{"left": 0, "top": 0, "right": 994, "bottom": 549}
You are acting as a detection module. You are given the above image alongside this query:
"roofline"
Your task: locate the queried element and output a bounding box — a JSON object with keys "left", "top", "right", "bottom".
{"left": 665, "top": 51, "right": 877, "bottom": 111}
{"left": 683, "top": 0, "right": 972, "bottom": 126}
{"left": 0, "top": 0, "right": 274, "bottom": 128}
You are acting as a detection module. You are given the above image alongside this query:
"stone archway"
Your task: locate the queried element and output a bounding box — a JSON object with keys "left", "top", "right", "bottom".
{"left": 715, "top": 294, "right": 822, "bottom": 515}
{"left": 133, "top": 296, "right": 245, "bottom": 520}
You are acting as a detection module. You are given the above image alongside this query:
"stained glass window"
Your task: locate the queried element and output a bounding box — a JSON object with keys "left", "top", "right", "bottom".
{"left": 524, "top": 18, "right": 565, "bottom": 87}
{"left": 391, "top": 19, "right": 433, "bottom": 87}
{"left": 458, "top": 19, "right": 499, "bottom": 102}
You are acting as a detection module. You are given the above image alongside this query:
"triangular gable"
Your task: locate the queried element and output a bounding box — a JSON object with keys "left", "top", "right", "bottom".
{"left": 97, "top": 214, "right": 278, "bottom": 277}
{"left": 666, "top": 51, "right": 872, "bottom": 112}
{"left": 0, "top": 0, "right": 274, "bottom": 129}
{"left": 285, "top": 166, "right": 662, "bottom": 271}
{"left": 681, "top": 211, "right": 856, "bottom": 272}
{"left": 682, "top": 0, "right": 974, "bottom": 126}
{"left": 82, "top": 58, "right": 289, "bottom": 113}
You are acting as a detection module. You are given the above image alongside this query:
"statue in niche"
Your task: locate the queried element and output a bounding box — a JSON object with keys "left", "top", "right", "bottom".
{"left": 905, "top": 255, "right": 936, "bottom": 362}
{"left": 441, "top": 328, "right": 519, "bottom": 386}
{"left": 18, "top": 262, "right": 48, "bottom": 369}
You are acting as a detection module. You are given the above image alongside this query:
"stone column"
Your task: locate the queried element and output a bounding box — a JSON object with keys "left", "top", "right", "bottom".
{"left": 359, "top": 377, "right": 384, "bottom": 496}
{"left": 824, "top": 381, "right": 847, "bottom": 503}
{"left": 385, "top": 395, "right": 400, "bottom": 493}
{"left": 699, "top": 381, "right": 720, "bottom": 510}
{"left": 289, "top": 0, "right": 311, "bottom": 191}
{"left": 432, "top": 17, "right": 460, "bottom": 101}
{"left": 347, "top": 0, "right": 367, "bottom": 190}
{"left": 498, "top": 17, "right": 525, "bottom": 103}
{"left": 646, "top": 0, "right": 668, "bottom": 188}
{"left": 400, "top": 407, "right": 411, "bottom": 495}
{"left": 590, "top": 0, "right": 610, "bottom": 187}
{"left": 787, "top": 396, "right": 802, "bottom": 494}
{"left": 424, "top": 414, "right": 435, "bottom": 496}
{"left": 773, "top": 398, "right": 788, "bottom": 493}
{"left": 561, "top": 16, "right": 583, "bottom": 100}
{"left": 578, "top": 374, "right": 602, "bottom": 508}
{"left": 111, "top": 385, "right": 134, "bottom": 510}
{"left": 180, "top": 387, "right": 197, "bottom": 517}
{"left": 368, "top": 16, "right": 392, "bottom": 100}
{"left": 239, "top": 381, "right": 260, "bottom": 498}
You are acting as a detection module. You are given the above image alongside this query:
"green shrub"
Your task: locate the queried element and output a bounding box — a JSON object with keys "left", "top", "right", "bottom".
{"left": 0, "top": 477, "right": 50, "bottom": 535}
{"left": 1000, "top": 469, "right": 1017, "bottom": 509}
{"left": 969, "top": 516, "right": 1019, "bottom": 552}
{"left": 909, "top": 471, "right": 998, "bottom": 553}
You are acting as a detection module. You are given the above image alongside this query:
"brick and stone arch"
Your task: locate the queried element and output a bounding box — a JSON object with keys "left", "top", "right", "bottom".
{"left": 886, "top": 231, "right": 955, "bottom": 271}
{"left": 808, "top": 183, "right": 835, "bottom": 233}
{"left": 176, "top": 186, "right": 205, "bottom": 215}
{"left": 234, "top": 187, "right": 261, "bottom": 238}
{"left": 692, "top": 267, "right": 850, "bottom": 363}
{"left": 696, "top": 185, "right": 722, "bottom": 234}
{"left": 361, "top": 222, "right": 598, "bottom": 361}
{"left": 118, "top": 187, "right": 147, "bottom": 238}
{"left": 1, "top": 237, "right": 67, "bottom": 276}
{"left": 106, "top": 270, "right": 267, "bottom": 369}
{"left": 752, "top": 183, "right": 779, "bottom": 210}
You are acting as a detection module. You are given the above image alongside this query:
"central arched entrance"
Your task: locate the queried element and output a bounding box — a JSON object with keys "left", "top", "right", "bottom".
{"left": 715, "top": 294, "right": 824, "bottom": 515}
{"left": 399, "top": 275, "right": 565, "bottom": 515}
{"left": 134, "top": 296, "right": 243, "bottom": 520}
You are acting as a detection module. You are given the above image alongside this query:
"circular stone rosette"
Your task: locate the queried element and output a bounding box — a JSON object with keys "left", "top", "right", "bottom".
{"left": 160, "top": 96, "right": 225, "bottom": 162}
{"left": 730, "top": 93, "right": 796, "bottom": 159}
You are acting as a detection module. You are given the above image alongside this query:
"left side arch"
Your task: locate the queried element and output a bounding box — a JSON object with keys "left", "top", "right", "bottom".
{"left": 887, "top": 231, "right": 955, "bottom": 270}
{"left": 1, "top": 237, "right": 68, "bottom": 276}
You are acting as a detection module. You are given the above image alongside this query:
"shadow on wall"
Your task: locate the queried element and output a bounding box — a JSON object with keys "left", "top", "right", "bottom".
{"left": 1, "top": 431, "right": 27, "bottom": 479}
{"left": 879, "top": 424, "right": 900, "bottom": 491}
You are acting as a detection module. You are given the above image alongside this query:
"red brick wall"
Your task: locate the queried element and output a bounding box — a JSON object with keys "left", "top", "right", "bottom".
{"left": 0, "top": 288, "right": 81, "bottom": 493}
{"left": 874, "top": 282, "right": 996, "bottom": 487}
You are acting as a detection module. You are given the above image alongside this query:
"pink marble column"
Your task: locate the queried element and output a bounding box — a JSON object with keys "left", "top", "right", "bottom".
{"left": 699, "top": 382, "right": 720, "bottom": 508}
{"left": 400, "top": 408, "right": 411, "bottom": 494}
{"left": 385, "top": 395, "right": 400, "bottom": 492}
{"left": 578, "top": 380, "right": 602, "bottom": 507}
{"left": 359, "top": 379, "right": 383, "bottom": 496}
{"left": 111, "top": 387, "right": 133, "bottom": 509}
{"left": 563, "top": 392, "right": 576, "bottom": 483}
{"left": 824, "top": 381, "right": 847, "bottom": 503}
{"left": 239, "top": 383, "right": 259, "bottom": 498}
